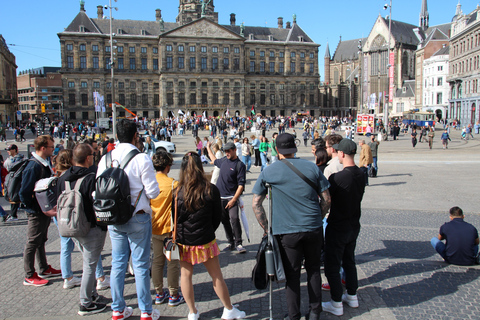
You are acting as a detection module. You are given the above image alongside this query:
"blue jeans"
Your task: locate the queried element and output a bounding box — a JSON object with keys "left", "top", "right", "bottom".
{"left": 242, "top": 155, "right": 251, "bottom": 171}
{"left": 54, "top": 217, "right": 105, "bottom": 279}
{"left": 431, "top": 237, "right": 479, "bottom": 262}
{"left": 260, "top": 152, "right": 268, "bottom": 171}
{"left": 109, "top": 213, "right": 153, "bottom": 313}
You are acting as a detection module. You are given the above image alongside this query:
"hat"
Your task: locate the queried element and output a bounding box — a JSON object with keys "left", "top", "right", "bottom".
{"left": 276, "top": 133, "right": 297, "bottom": 155}
{"left": 5, "top": 144, "right": 17, "bottom": 151}
{"left": 224, "top": 142, "right": 236, "bottom": 150}
{"left": 332, "top": 139, "right": 357, "bottom": 155}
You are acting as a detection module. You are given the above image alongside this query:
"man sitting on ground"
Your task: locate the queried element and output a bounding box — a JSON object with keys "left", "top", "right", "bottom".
{"left": 431, "top": 206, "right": 479, "bottom": 266}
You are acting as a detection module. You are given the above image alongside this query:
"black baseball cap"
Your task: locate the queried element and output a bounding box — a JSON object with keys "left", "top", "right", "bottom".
{"left": 276, "top": 133, "right": 297, "bottom": 155}
{"left": 332, "top": 139, "right": 357, "bottom": 155}
{"left": 5, "top": 144, "right": 18, "bottom": 151}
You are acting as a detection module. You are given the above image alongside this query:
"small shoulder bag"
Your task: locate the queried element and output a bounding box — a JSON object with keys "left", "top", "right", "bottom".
{"left": 163, "top": 188, "right": 180, "bottom": 261}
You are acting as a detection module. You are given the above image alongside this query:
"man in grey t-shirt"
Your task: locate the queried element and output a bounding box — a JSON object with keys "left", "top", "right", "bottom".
{"left": 252, "top": 133, "right": 331, "bottom": 320}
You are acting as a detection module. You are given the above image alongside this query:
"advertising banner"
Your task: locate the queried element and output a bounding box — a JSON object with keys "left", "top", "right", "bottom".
{"left": 356, "top": 114, "right": 375, "bottom": 134}
{"left": 389, "top": 52, "right": 395, "bottom": 103}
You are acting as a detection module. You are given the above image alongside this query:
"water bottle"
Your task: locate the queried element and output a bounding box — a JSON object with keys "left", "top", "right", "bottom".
{"left": 265, "top": 243, "right": 275, "bottom": 276}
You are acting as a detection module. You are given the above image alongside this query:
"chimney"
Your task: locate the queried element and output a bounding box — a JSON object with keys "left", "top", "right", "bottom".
{"left": 97, "top": 5, "right": 103, "bottom": 19}
{"left": 286, "top": 21, "right": 291, "bottom": 29}
{"left": 80, "top": 0, "right": 85, "bottom": 12}
{"left": 156, "top": 9, "right": 162, "bottom": 22}
{"left": 230, "top": 13, "right": 236, "bottom": 26}
{"left": 278, "top": 17, "right": 283, "bottom": 28}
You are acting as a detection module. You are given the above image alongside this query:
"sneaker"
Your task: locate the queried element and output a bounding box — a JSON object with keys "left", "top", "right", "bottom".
{"left": 63, "top": 276, "right": 82, "bottom": 289}
{"left": 236, "top": 245, "right": 247, "bottom": 254}
{"left": 6, "top": 216, "right": 18, "bottom": 221}
{"left": 342, "top": 293, "right": 359, "bottom": 308}
{"left": 188, "top": 308, "right": 200, "bottom": 320}
{"left": 2, "top": 215, "right": 7, "bottom": 222}
{"left": 221, "top": 306, "right": 246, "bottom": 319}
{"left": 92, "top": 294, "right": 100, "bottom": 303}
{"left": 78, "top": 303, "right": 107, "bottom": 316}
{"left": 24, "top": 272, "right": 49, "bottom": 287}
{"left": 223, "top": 243, "right": 234, "bottom": 252}
{"left": 322, "top": 301, "right": 343, "bottom": 316}
{"left": 168, "top": 294, "right": 185, "bottom": 306}
{"left": 96, "top": 275, "right": 110, "bottom": 290}
{"left": 155, "top": 290, "right": 169, "bottom": 305}
{"left": 112, "top": 306, "right": 133, "bottom": 320}
{"left": 39, "top": 265, "right": 61, "bottom": 278}
{"left": 140, "top": 309, "right": 160, "bottom": 320}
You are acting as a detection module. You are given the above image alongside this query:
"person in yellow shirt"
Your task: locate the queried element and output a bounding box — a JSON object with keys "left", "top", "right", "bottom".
{"left": 151, "top": 151, "right": 184, "bottom": 306}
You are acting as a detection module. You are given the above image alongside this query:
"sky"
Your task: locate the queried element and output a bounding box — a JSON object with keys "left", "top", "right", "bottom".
{"left": 1, "top": 0, "right": 478, "bottom": 77}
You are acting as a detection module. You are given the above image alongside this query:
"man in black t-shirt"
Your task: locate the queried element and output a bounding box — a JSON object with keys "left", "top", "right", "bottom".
{"left": 431, "top": 206, "right": 479, "bottom": 266}
{"left": 207, "top": 141, "right": 247, "bottom": 253}
{"left": 323, "top": 139, "right": 365, "bottom": 317}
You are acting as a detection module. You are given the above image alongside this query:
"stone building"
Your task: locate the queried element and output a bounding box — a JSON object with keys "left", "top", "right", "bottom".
{"left": 0, "top": 35, "right": 17, "bottom": 125}
{"left": 322, "top": 38, "right": 365, "bottom": 117}
{"left": 17, "top": 67, "right": 63, "bottom": 123}
{"left": 447, "top": 3, "right": 480, "bottom": 125}
{"left": 58, "top": 0, "right": 320, "bottom": 121}
{"left": 422, "top": 45, "right": 450, "bottom": 119}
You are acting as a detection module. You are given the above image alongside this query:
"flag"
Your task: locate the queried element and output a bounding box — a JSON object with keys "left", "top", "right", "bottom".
{"left": 178, "top": 109, "right": 184, "bottom": 115}
{"left": 251, "top": 105, "right": 255, "bottom": 115}
{"left": 226, "top": 108, "right": 230, "bottom": 117}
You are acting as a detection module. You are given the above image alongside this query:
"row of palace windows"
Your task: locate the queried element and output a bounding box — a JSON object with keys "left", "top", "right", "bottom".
{"left": 68, "top": 93, "right": 160, "bottom": 107}
{"left": 67, "top": 43, "right": 158, "bottom": 54}
{"left": 165, "top": 92, "right": 315, "bottom": 106}
{"left": 66, "top": 43, "right": 316, "bottom": 60}
{"left": 165, "top": 81, "right": 316, "bottom": 91}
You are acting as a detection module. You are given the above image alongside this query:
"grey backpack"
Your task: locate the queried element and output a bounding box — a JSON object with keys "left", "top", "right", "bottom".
{"left": 57, "top": 174, "right": 93, "bottom": 238}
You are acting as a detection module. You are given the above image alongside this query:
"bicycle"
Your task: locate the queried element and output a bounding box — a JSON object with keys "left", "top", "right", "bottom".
{"left": 294, "top": 138, "right": 301, "bottom": 147}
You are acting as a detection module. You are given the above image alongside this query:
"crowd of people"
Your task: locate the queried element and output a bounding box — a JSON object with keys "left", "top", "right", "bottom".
{"left": 4, "top": 113, "right": 480, "bottom": 320}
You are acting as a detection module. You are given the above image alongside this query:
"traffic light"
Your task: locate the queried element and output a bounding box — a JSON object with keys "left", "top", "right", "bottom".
{"left": 41, "top": 103, "right": 45, "bottom": 113}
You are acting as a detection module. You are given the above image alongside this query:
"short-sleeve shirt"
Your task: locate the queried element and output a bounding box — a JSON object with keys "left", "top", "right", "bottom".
{"left": 440, "top": 218, "right": 479, "bottom": 266}
{"left": 252, "top": 158, "right": 330, "bottom": 235}
{"left": 214, "top": 157, "right": 246, "bottom": 198}
{"left": 328, "top": 166, "right": 365, "bottom": 231}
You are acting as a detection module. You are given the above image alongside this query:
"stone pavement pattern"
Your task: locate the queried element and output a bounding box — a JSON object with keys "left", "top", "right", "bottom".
{"left": 0, "top": 126, "right": 479, "bottom": 319}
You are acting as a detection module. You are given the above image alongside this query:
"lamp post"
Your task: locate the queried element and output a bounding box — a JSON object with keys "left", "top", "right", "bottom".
{"left": 385, "top": 0, "right": 393, "bottom": 130}
{"left": 106, "top": 0, "right": 118, "bottom": 138}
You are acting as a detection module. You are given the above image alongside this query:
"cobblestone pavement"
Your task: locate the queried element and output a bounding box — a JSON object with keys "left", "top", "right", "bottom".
{"left": 0, "top": 126, "right": 479, "bottom": 319}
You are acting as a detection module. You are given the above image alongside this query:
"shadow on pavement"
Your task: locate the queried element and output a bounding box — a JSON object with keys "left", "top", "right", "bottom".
{"left": 370, "top": 268, "right": 480, "bottom": 308}
{"left": 368, "top": 181, "right": 407, "bottom": 187}
{"left": 357, "top": 240, "right": 435, "bottom": 262}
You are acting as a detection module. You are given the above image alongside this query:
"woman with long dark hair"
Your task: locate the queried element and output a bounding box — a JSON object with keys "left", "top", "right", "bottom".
{"left": 174, "top": 152, "right": 246, "bottom": 320}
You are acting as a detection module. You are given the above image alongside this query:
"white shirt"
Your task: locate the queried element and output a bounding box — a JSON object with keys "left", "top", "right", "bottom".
{"left": 323, "top": 156, "right": 344, "bottom": 180}
{"left": 97, "top": 142, "right": 160, "bottom": 215}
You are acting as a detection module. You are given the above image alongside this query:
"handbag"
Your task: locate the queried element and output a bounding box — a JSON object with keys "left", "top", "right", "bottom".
{"left": 163, "top": 188, "right": 180, "bottom": 261}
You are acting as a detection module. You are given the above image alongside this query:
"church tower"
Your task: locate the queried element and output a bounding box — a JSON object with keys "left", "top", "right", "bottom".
{"left": 324, "top": 42, "right": 331, "bottom": 85}
{"left": 419, "top": 0, "right": 429, "bottom": 31}
{"left": 176, "top": 0, "right": 218, "bottom": 25}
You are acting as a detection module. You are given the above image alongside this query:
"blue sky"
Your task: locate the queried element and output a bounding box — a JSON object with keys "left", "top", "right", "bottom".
{"left": 1, "top": 0, "right": 478, "bottom": 77}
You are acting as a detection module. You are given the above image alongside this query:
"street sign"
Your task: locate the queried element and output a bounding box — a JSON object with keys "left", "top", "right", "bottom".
{"left": 16, "top": 111, "right": 21, "bottom": 116}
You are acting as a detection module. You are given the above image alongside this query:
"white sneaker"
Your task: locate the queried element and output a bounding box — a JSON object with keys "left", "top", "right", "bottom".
{"left": 112, "top": 306, "right": 133, "bottom": 320}
{"left": 221, "top": 306, "right": 246, "bottom": 319}
{"left": 96, "top": 275, "right": 110, "bottom": 290}
{"left": 342, "top": 293, "right": 359, "bottom": 308}
{"left": 63, "top": 276, "right": 82, "bottom": 289}
{"left": 188, "top": 307, "right": 200, "bottom": 320}
{"left": 322, "top": 300, "right": 343, "bottom": 316}
{"left": 140, "top": 309, "right": 160, "bottom": 320}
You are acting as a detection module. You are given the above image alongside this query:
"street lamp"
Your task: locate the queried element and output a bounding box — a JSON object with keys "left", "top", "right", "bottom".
{"left": 384, "top": 0, "right": 393, "bottom": 130}
{"left": 106, "top": 0, "right": 118, "bottom": 138}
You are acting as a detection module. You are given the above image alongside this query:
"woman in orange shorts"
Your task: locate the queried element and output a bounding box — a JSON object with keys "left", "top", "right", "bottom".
{"left": 174, "top": 152, "right": 246, "bottom": 320}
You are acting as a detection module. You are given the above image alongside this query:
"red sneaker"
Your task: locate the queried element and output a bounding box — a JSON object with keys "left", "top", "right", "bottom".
{"left": 39, "top": 265, "right": 61, "bottom": 278}
{"left": 24, "top": 272, "right": 49, "bottom": 287}
{"left": 321, "top": 279, "right": 346, "bottom": 291}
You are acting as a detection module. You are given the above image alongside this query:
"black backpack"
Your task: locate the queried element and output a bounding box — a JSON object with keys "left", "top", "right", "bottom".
{"left": 93, "top": 149, "right": 141, "bottom": 226}
{"left": 4, "top": 159, "right": 31, "bottom": 203}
